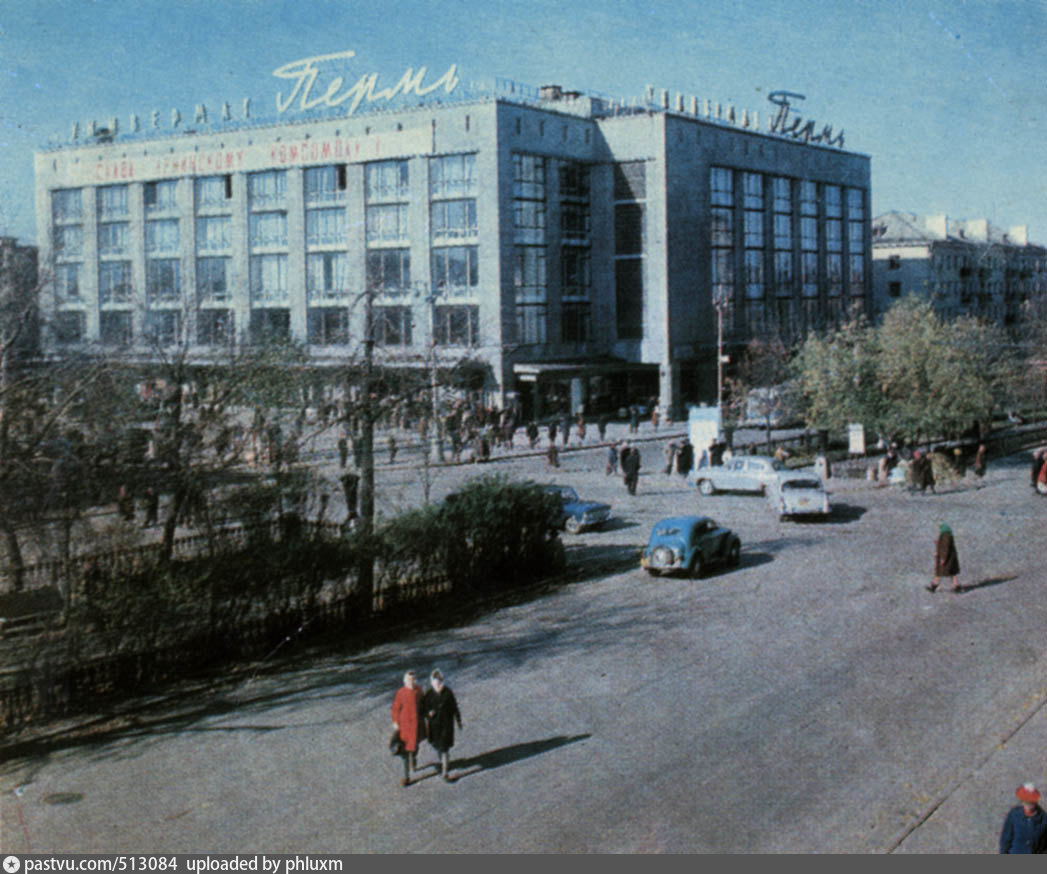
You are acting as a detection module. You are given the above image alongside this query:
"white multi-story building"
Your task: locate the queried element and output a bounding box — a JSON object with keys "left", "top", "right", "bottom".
{"left": 36, "top": 78, "right": 871, "bottom": 418}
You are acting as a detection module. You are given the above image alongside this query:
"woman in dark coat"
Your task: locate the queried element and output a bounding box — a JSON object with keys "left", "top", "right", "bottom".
{"left": 424, "top": 669, "right": 462, "bottom": 782}
{"left": 928, "top": 523, "right": 960, "bottom": 593}
{"left": 1000, "top": 783, "right": 1047, "bottom": 853}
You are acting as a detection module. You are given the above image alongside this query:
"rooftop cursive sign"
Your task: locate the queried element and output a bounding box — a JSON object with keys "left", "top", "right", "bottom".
{"left": 272, "top": 50, "right": 460, "bottom": 116}
{"left": 767, "top": 91, "right": 844, "bottom": 148}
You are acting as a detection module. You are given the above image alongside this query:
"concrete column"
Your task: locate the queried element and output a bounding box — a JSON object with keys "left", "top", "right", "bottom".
{"left": 129, "top": 182, "right": 145, "bottom": 344}
{"left": 229, "top": 173, "right": 250, "bottom": 343}
{"left": 286, "top": 167, "right": 306, "bottom": 341}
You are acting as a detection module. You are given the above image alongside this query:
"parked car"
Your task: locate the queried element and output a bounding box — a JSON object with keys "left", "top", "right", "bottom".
{"left": 691, "top": 455, "right": 783, "bottom": 496}
{"left": 771, "top": 472, "right": 831, "bottom": 520}
{"left": 542, "top": 484, "right": 612, "bottom": 534}
{"left": 641, "top": 515, "right": 741, "bottom": 578}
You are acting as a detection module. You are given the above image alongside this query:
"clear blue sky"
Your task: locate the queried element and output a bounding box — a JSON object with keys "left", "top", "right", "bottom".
{"left": 1, "top": 0, "right": 1045, "bottom": 245}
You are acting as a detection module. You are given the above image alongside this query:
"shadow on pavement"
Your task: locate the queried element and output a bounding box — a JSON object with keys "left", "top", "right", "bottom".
{"left": 738, "top": 552, "right": 774, "bottom": 571}
{"left": 448, "top": 733, "right": 592, "bottom": 781}
{"left": 958, "top": 574, "right": 1019, "bottom": 594}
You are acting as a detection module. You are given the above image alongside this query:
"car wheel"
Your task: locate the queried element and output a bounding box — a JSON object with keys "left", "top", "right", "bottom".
{"left": 689, "top": 555, "right": 705, "bottom": 579}
{"left": 645, "top": 568, "right": 661, "bottom": 577}
{"left": 727, "top": 540, "right": 741, "bottom": 567}
{"left": 565, "top": 516, "right": 581, "bottom": 534}
{"left": 697, "top": 479, "right": 715, "bottom": 496}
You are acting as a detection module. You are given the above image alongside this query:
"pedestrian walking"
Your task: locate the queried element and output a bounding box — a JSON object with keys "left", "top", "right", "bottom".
{"left": 973, "top": 443, "right": 987, "bottom": 479}
{"left": 606, "top": 441, "right": 619, "bottom": 476}
{"left": 1030, "top": 450, "right": 1043, "bottom": 490}
{"left": 598, "top": 413, "right": 609, "bottom": 442}
{"left": 337, "top": 429, "right": 348, "bottom": 469}
{"left": 576, "top": 416, "right": 586, "bottom": 443}
{"left": 423, "top": 668, "right": 462, "bottom": 782}
{"left": 388, "top": 434, "right": 398, "bottom": 464}
{"left": 1038, "top": 457, "right": 1047, "bottom": 496}
{"left": 526, "top": 421, "right": 539, "bottom": 450}
{"left": 546, "top": 440, "right": 560, "bottom": 468}
{"left": 663, "top": 439, "right": 678, "bottom": 475}
{"left": 560, "top": 415, "right": 571, "bottom": 448}
{"left": 117, "top": 484, "right": 134, "bottom": 522}
{"left": 547, "top": 420, "right": 557, "bottom": 445}
{"left": 927, "top": 522, "right": 961, "bottom": 593}
{"left": 340, "top": 471, "right": 360, "bottom": 520}
{"left": 621, "top": 441, "right": 641, "bottom": 495}
{"left": 676, "top": 438, "right": 694, "bottom": 478}
{"left": 650, "top": 404, "right": 660, "bottom": 431}
{"left": 1000, "top": 783, "right": 1047, "bottom": 853}
{"left": 629, "top": 406, "right": 639, "bottom": 434}
{"left": 391, "top": 670, "right": 425, "bottom": 787}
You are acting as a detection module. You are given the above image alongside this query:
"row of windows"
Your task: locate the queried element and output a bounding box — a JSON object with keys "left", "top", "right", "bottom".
{"left": 52, "top": 156, "right": 477, "bottom": 223}
{"left": 55, "top": 303, "right": 483, "bottom": 349}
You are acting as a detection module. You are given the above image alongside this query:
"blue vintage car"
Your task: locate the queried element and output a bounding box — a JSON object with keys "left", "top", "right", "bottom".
{"left": 641, "top": 515, "right": 741, "bottom": 577}
{"left": 542, "top": 484, "right": 612, "bottom": 534}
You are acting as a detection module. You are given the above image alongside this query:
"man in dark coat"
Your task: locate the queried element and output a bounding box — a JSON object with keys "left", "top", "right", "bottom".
{"left": 621, "top": 441, "right": 641, "bottom": 495}
{"left": 676, "top": 438, "right": 694, "bottom": 478}
{"left": 423, "top": 669, "right": 462, "bottom": 782}
{"left": 1000, "top": 783, "right": 1047, "bottom": 853}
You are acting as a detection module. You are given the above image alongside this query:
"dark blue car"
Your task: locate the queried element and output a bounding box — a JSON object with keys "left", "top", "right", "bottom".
{"left": 641, "top": 515, "right": 741, "bottom": 578}
{"left": 542, "top": 485, "right": 612, "bottom": 534}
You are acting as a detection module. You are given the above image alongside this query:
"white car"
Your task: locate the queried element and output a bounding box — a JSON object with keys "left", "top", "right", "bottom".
{"left": 772, "top": 472, "right": 831, "bottom": 519}
{"left": 691, "top": 455, "right": 784, "bottom": 496}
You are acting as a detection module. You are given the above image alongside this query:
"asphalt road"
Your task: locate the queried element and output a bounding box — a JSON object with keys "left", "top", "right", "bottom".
{"left": 2, "top": 440, "right": 1046, "bottom": 853}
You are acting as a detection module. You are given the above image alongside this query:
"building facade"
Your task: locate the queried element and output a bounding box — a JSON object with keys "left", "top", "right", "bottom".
{"left": 872, "top": 211, "right": 1047, "bottom": 328}
{"left": 35, "top": 81, "right": 871, "bottom": 418}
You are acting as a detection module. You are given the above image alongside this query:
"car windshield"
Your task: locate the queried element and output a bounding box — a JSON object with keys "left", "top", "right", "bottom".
{"left": 782, "top": 479, "right": 821, "bottom": 490}
{"left": 560, "top": 488, "right": 579, "bottom": 502}
{"left": 654, "top": 526, "right": 681, "bottom": 537}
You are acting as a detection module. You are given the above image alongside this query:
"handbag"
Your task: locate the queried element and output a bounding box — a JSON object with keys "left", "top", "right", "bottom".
{"left": 389, "top": 729, "right": 404, "bottom": 757}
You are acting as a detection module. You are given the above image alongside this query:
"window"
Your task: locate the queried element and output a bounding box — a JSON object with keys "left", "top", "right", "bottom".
{"left": 824, "top": 185, "right": 842, "bottom": 218}
{"left": 366, "top": 160, "right": 409, "bottom": 201}
{"left": 514, "top": 154, "right": 545, "bottom": 199}
{"left": 743, "top": 210, "right": 764, "bottom": 248}
{"left": 773, "top": 177, "right": 791, "bottom": 214}
{"left": 308, "top": 308, "right": 351, "bottom": 345}
{"left": 306, "top": 208, "right": 346, "bottom": 246}
{"left": 711, "top": 207, "right": 733, "bottom": 247}
{"left": 52, "top": 189, "right": 82, "bottom": 222}
{"left": 366, "top": 248, "right": 410, "bottom": 294}
{"left": 560, "top": 163, "right": 590, "bottom": 199}
{"left": 745, "top": 250, "right": 764, "bottom": 299}
{"left": 615, "top": 258, "right": 643, "bottom": 339}
{"left": 847, "top": 188, "right": 864, "bottom": 220}
{"left": 146, "top": 259, "right": 180, "bottom": 302}
{"left": 431, "top": 246, "right": 478, "bottom": 294}
{"left": 516, "top": 304, "right": 547, "bottom": 344}
{"left": 615, "top": 203, "right": 643, "bottom": 254}
{"left": 826, "top": 220, "right": 842, "bottom": 253}
{"left": 249, "top": 309, "right": 290, "bottom": 342}
{"left": 248, "top": 170, "right": 287, "bottom": 207}
{"left": 55, "top": 311, "right": 85, "bottom": 344}
{"left": 197, "top": 257, "right": 229, "bottom": 303}
{"left": 804, "top": 251, "right": 820, "bottom": 299}
{"left": 197, "top": 310, "right": 234, "bottom": 345}
{"left": 799, "top": 180, "right": 817, "bottom": 216}
{"left": 249, "top": 212, "right": 288, "bottom": 247}
{"left": 430, "top": 200, "right": 477, "bottom": 241}
{"left": 433, "top": 304, "right": 480, "bottom": 346}
{"left": 743, "top": 173, "right": 763, "bottom": 210}
{"left": 54, "top": 225, "right": 83, "bottom": 257}
{"left": 801, "top": 217, "right": 818, "bottom": 252}
{"left": 430, "top": 154, "right": 475, "bottom": 198}
{"left": 774, "top": 214, "right": 792, "bottom": 251}
{"left": 56, "top": 263, "right": 80, "bottom": 301}
{"left": 366, "top": 204, "right": 409, "bottom": 242}
{"left": 373, "top": 305, "right": 412, "bottom": 346}
{"left": 100, "top": 311, "right": 132, "bottom": 345}
{"left": 514, "top": 246, "right": 546, "bottom": 302}
{"left": 196, "top": 216, "right": 231, "bottom": 252}
{"left": 562, "top": 301, "right": 591, "bottom": 343}
{"left": 774, "top": 252, "right": 794, "bottom": 295}
{"left": 196, "top": 175, "right": 232, "bottom": 208}
{"left": 98, "top": 222, "right": 129, "bottom": 255}
{"left": 826, "top": 253, "right": 843, "bottom": 296}
{"left": 250, "top": 254, "right": 288, "bottom": 302}
{"left": 306, "top": 252, "right": 349, "bottom": 299}
{"left": 144, "top": 310, "right": 183, "bottom": 346}
{"left": 562, "top": 247, "right": 591, "bottom": 298}
{"left": 513, "top": 199, "right": 546, "bottom": 242}
{"left": 145, "top": 219, "right": 179, "bottom": 253}
{"left": 99, "top": 261, "right": 132, "bottom": 304}
{"left": 710, "top": 167, "right": 733, "bottom": 207}
{"left": 561, "top": 202, "right": 590, "bottom": 239}
{"left": 97, "top": 185, "right": 129, "bottom": 219}
{"left": 305, "top": 165, "right": 347, "bottom": 204}
{"left": 145, "top": 180, "right": 178, "bottom": 213}
{"left": 849, "top": 254, "right": 865, "bottom": 292}
{"left": 712, "top": 250, "right": 734, "bottom": 300}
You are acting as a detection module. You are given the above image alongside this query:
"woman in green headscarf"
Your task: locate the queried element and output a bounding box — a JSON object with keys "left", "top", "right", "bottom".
{"left": 928, "top": 523, "right": 960, "bottom": 592}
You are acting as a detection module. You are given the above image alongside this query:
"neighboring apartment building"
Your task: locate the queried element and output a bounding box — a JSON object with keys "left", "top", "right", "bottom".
{"left": 872, "top": 211, "right": 1047, "bottom": 328}
{"left": 35, "top": 78, "right": 871, "bottom": 418}
{"left": 0, "top": 237, "right": 39, "bottom": 363}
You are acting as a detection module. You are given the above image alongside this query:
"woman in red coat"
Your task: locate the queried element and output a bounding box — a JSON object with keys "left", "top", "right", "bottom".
{"left": 391, "top": 670, "right": 424, "bottom": 786}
